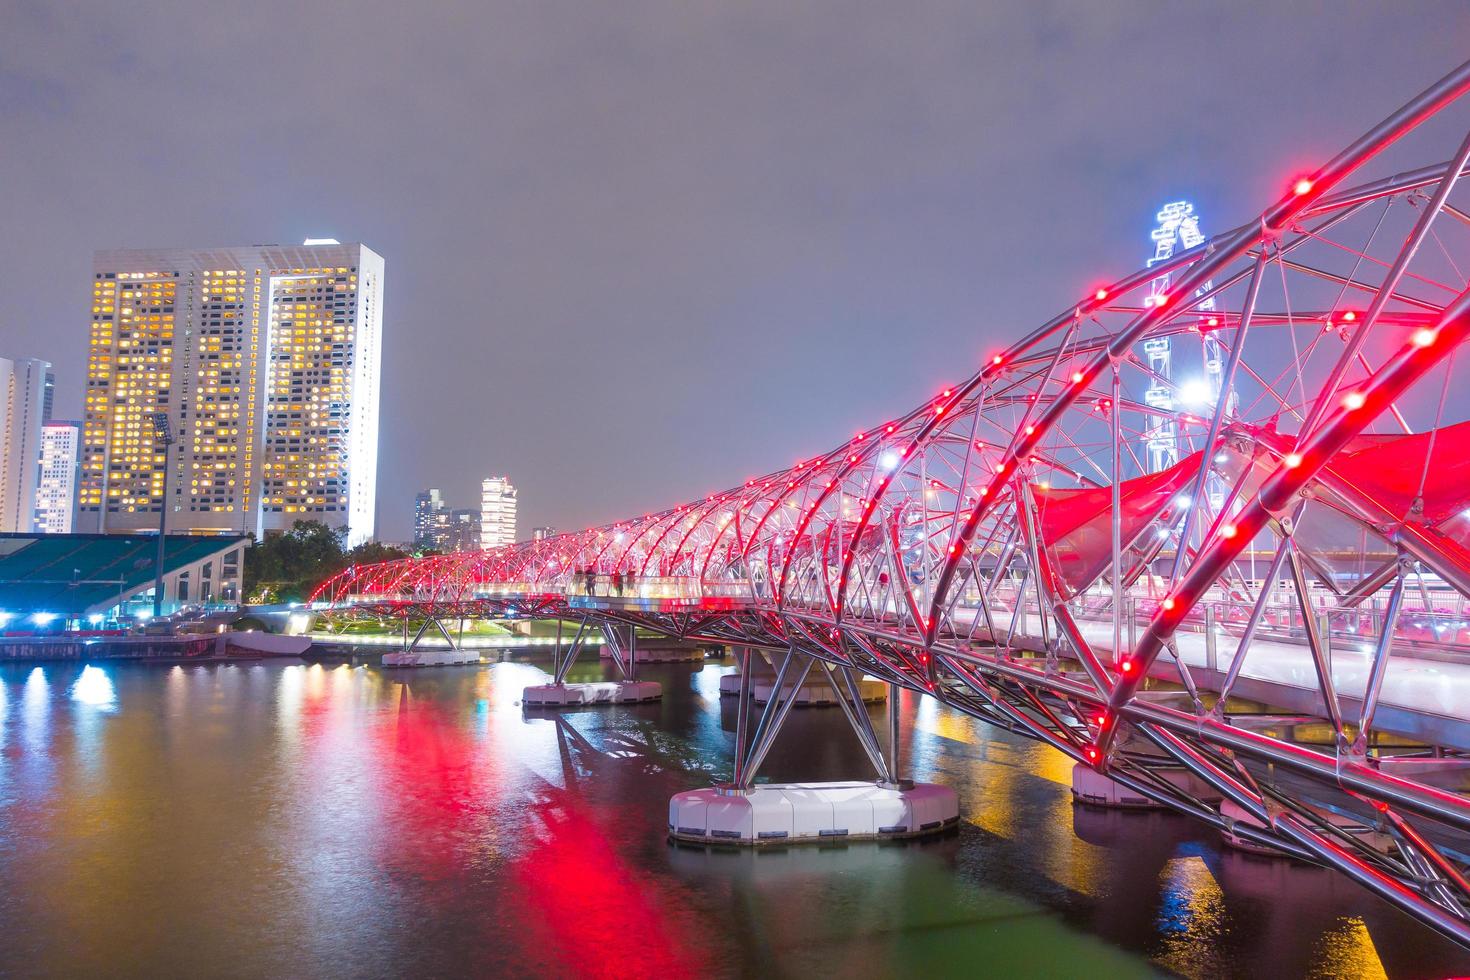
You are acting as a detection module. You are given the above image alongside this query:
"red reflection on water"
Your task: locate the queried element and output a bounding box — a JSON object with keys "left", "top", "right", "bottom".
{"left": 353, "top": 679, "right": 702, "bottom": 976}
{"left": 364, "top": 684, "right": 495, "bottom": 887}
{"left": 512, "top": 786, "right": 704, "bottom": 979}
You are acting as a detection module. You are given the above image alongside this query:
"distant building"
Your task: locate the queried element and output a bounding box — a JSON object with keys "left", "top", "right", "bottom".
{"left": 79, "top": 241, "right": 385, "bottom": 545}
{"left": 0, "top": 356, "right": 49, "bottom": 532}
{"left": 34, "top": 421, "right": 80, "bottom": 533}
{"left": 480, "top": 477, "right": 517, "bottom": 549}
{"left": 531, "top": 526, "right": 556, "bottom": 541}
{"left": 413, "top": 489, "right": 446, "bottom": 549}
{"left": 42, "top": 369, "right": 55, "bottom": 423}
{"left": 448, "top": 508, "right": 481, "bottom": 552}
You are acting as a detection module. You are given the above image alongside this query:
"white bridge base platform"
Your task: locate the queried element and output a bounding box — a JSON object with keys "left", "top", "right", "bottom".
{"left": 522, "top": 680, "right": 662, "bottom": 707}
{"left": 669, "top": 780, "right": 959, "bottom": 844}
{"left": 718, "top": 672, "right": 886, "bottom": 706}
{"left": 600, "top": 646, "right": 706, "bottom": 663}
{"left": 1070, "top": 762, "right": 1223, "bottom": 809}
{"left": 381, "top": 649, "right": 482, "bottom": 668}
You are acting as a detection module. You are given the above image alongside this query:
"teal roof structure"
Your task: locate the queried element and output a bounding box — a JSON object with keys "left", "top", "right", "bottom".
{"left": 0, "top": 533, "right": 247, "bottom": 616}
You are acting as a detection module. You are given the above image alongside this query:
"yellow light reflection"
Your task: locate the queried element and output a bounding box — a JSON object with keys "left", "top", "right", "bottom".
{"left": 1308, "top": 916, "right": 1387, "bottom": 980}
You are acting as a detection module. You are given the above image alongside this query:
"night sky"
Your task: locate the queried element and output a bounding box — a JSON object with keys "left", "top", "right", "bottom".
{"left": 3, "top": 1, "right": 1467, "bottom": 541}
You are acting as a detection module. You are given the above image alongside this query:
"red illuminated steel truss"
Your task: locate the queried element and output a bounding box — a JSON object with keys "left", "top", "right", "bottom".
{"left": 317, "top": 61, "right": 1470, "bottom": 944}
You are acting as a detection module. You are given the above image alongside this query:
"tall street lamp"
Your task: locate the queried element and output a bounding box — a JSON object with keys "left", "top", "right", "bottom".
{"left": 149, "top": 412, "right": 174, "bottom": 620}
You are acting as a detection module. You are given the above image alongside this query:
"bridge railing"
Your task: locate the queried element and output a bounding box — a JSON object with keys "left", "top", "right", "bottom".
{"left": 554, "top": 575, "right": 758, "bottom": 603}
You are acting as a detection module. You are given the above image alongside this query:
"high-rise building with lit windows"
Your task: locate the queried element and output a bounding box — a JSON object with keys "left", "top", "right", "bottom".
{"left": 413, "top": 488, "right": 446, "bottom": 549}
{"left": 480, "top": 477, "right": 517, "bottom": 549}
{"left": 0, "top": 356, "right": 49, "bottom": 532}
{"left": 34, "top": 420, "right": 80, "bottom": 533}
{"left": 448, "top": 508, "right": 481, "bottom": 552}
{"left": 79, "top": 241, "right": 384, "bottom": 545}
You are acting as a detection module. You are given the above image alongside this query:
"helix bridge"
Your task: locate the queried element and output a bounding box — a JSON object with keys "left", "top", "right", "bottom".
{"left": 315, "top": 59, "right": 1470, "bottom": 945}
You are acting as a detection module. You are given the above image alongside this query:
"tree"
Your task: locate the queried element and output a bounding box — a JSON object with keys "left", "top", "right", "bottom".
{"left": 345, "top": 540, "right": 412, "bottom": 567}
{"left": 243, "top": 520, "right": 346, "bottom": 603}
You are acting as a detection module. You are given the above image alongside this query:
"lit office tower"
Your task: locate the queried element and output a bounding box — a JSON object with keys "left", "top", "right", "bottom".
{"left": 480, "top": 477, "right": 517, "bottom": 549}
{"left": 34, "top": 420, "right": 80, "bottom": 533}
{"left": 80, "top": 241, "right": 384, "bottom": 545}
{"left": 413, "top": 488, "right": 446, "bottom": 548}
{"left": 0, "top": 356, "right": 49, "bottom": 532}
{"left": 448, "top": 509, "right": 480, "bottom": 552}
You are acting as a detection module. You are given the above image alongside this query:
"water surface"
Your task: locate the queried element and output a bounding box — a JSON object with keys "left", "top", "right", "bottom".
{"left": 0, "top": 658, "right": 1463, "bottom": 978}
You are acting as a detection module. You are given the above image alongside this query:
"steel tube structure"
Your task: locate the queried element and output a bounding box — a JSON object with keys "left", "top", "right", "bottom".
{"left": 314, "top": 62, "right": 1470, "bottom": 945}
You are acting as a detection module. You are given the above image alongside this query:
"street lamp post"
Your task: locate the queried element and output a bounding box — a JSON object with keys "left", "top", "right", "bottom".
{"left": 149, "top": 413, "right": 174, "bottom": 620}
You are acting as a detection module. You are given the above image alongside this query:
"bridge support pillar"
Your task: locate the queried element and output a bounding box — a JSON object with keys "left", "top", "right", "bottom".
{"left": 523, "top": 616, "right": 662, "bottom": 707}
{"left": 382, "top": 615, "right": 481, "bottom": 667}
{"left": 669, "top": 647, "right": 957, "bottom": 844}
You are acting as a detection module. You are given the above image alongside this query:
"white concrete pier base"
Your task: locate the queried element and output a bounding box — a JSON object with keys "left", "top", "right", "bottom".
{"left": 1217, "top": 797, "right": 1391, "bottom": 856}
{"left": 718, "top": 671, "right": 887, "bottom": 706}
{"left": 523, "top": 680, "right": 662, "bottom": 707}
{"left": 1218, "top": 799, "right": 1279, "bottom": 856}
{"left": 600, "top": 644, "right": 704, "bottom": 663}
{"left": 669, "top": 781, "right": 958, "bottom": 843}
{"left": 1070, "top": 763, "right": 1223, "bottom": 809}
{"left": 381, "top": 649, "right": 482, "bottom": 668}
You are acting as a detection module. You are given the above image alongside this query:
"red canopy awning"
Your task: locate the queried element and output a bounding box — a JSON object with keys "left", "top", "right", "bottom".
{"left": 1032, "top": 452, "right": 1202, "bottom": 598}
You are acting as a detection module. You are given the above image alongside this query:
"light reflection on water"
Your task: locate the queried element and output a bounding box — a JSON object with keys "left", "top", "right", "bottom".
{"left": 0, "top": 656, "right": 1462, "bottom": 978}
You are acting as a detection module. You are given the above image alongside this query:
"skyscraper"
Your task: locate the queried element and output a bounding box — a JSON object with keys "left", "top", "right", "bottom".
{"left": 413, "top": 488, "right": 446, "bottom": 549}
{"left": 79, "top": 241, "right": 384, "bottom": 545}
{"left": 0, "top": 356, "right": 49, "bottom": 532}
{"left": 448, "top": 508, "right": 481, "bottom": 552}
{"left": 42, "top": 369, "right": 55, "bottom": 423}
{"left": 531, "top": 526, "right": 556, "bottom": 541}
{"left": 33, "top": 420, "right": 80, "bottom": 533}
{"left": 480, "top": 477, "right": 517, "bottom": 549}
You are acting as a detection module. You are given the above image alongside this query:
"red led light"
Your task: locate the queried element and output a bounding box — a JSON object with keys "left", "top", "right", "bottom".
{"left": 1120, "top": 659, "right": 1134, "bottom": 673}
{"left": 1293, "top": 177, "right": 1313, "bottom": 195}
{"left": 1094, "top": 288, "right": 1108, "bottom": 301}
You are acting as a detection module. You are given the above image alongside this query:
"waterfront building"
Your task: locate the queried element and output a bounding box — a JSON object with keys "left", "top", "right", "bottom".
{"left": 0, "top": 356, "right": 50, "bottom": 532}
{"left": 0, "top": 531, "right": 245, "bottom": 624}
{"left": 34, "top": 421, "right": 80, "bottom": 533}
{"left": 448, "top": 508, "right": 480, "bottom": 551}
{"left": 79, "top": 241, "right": 384, "bottom": 546}
{"left": 531, "top": 525, "right": 556, "bottom": 541}
{"left": 480, "top": 477, "right": 517, "bottom": 548}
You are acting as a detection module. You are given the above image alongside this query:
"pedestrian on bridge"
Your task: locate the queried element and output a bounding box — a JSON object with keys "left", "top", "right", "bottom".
{"left": 612, "top": 570, "right": 624, "bottom": 597}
